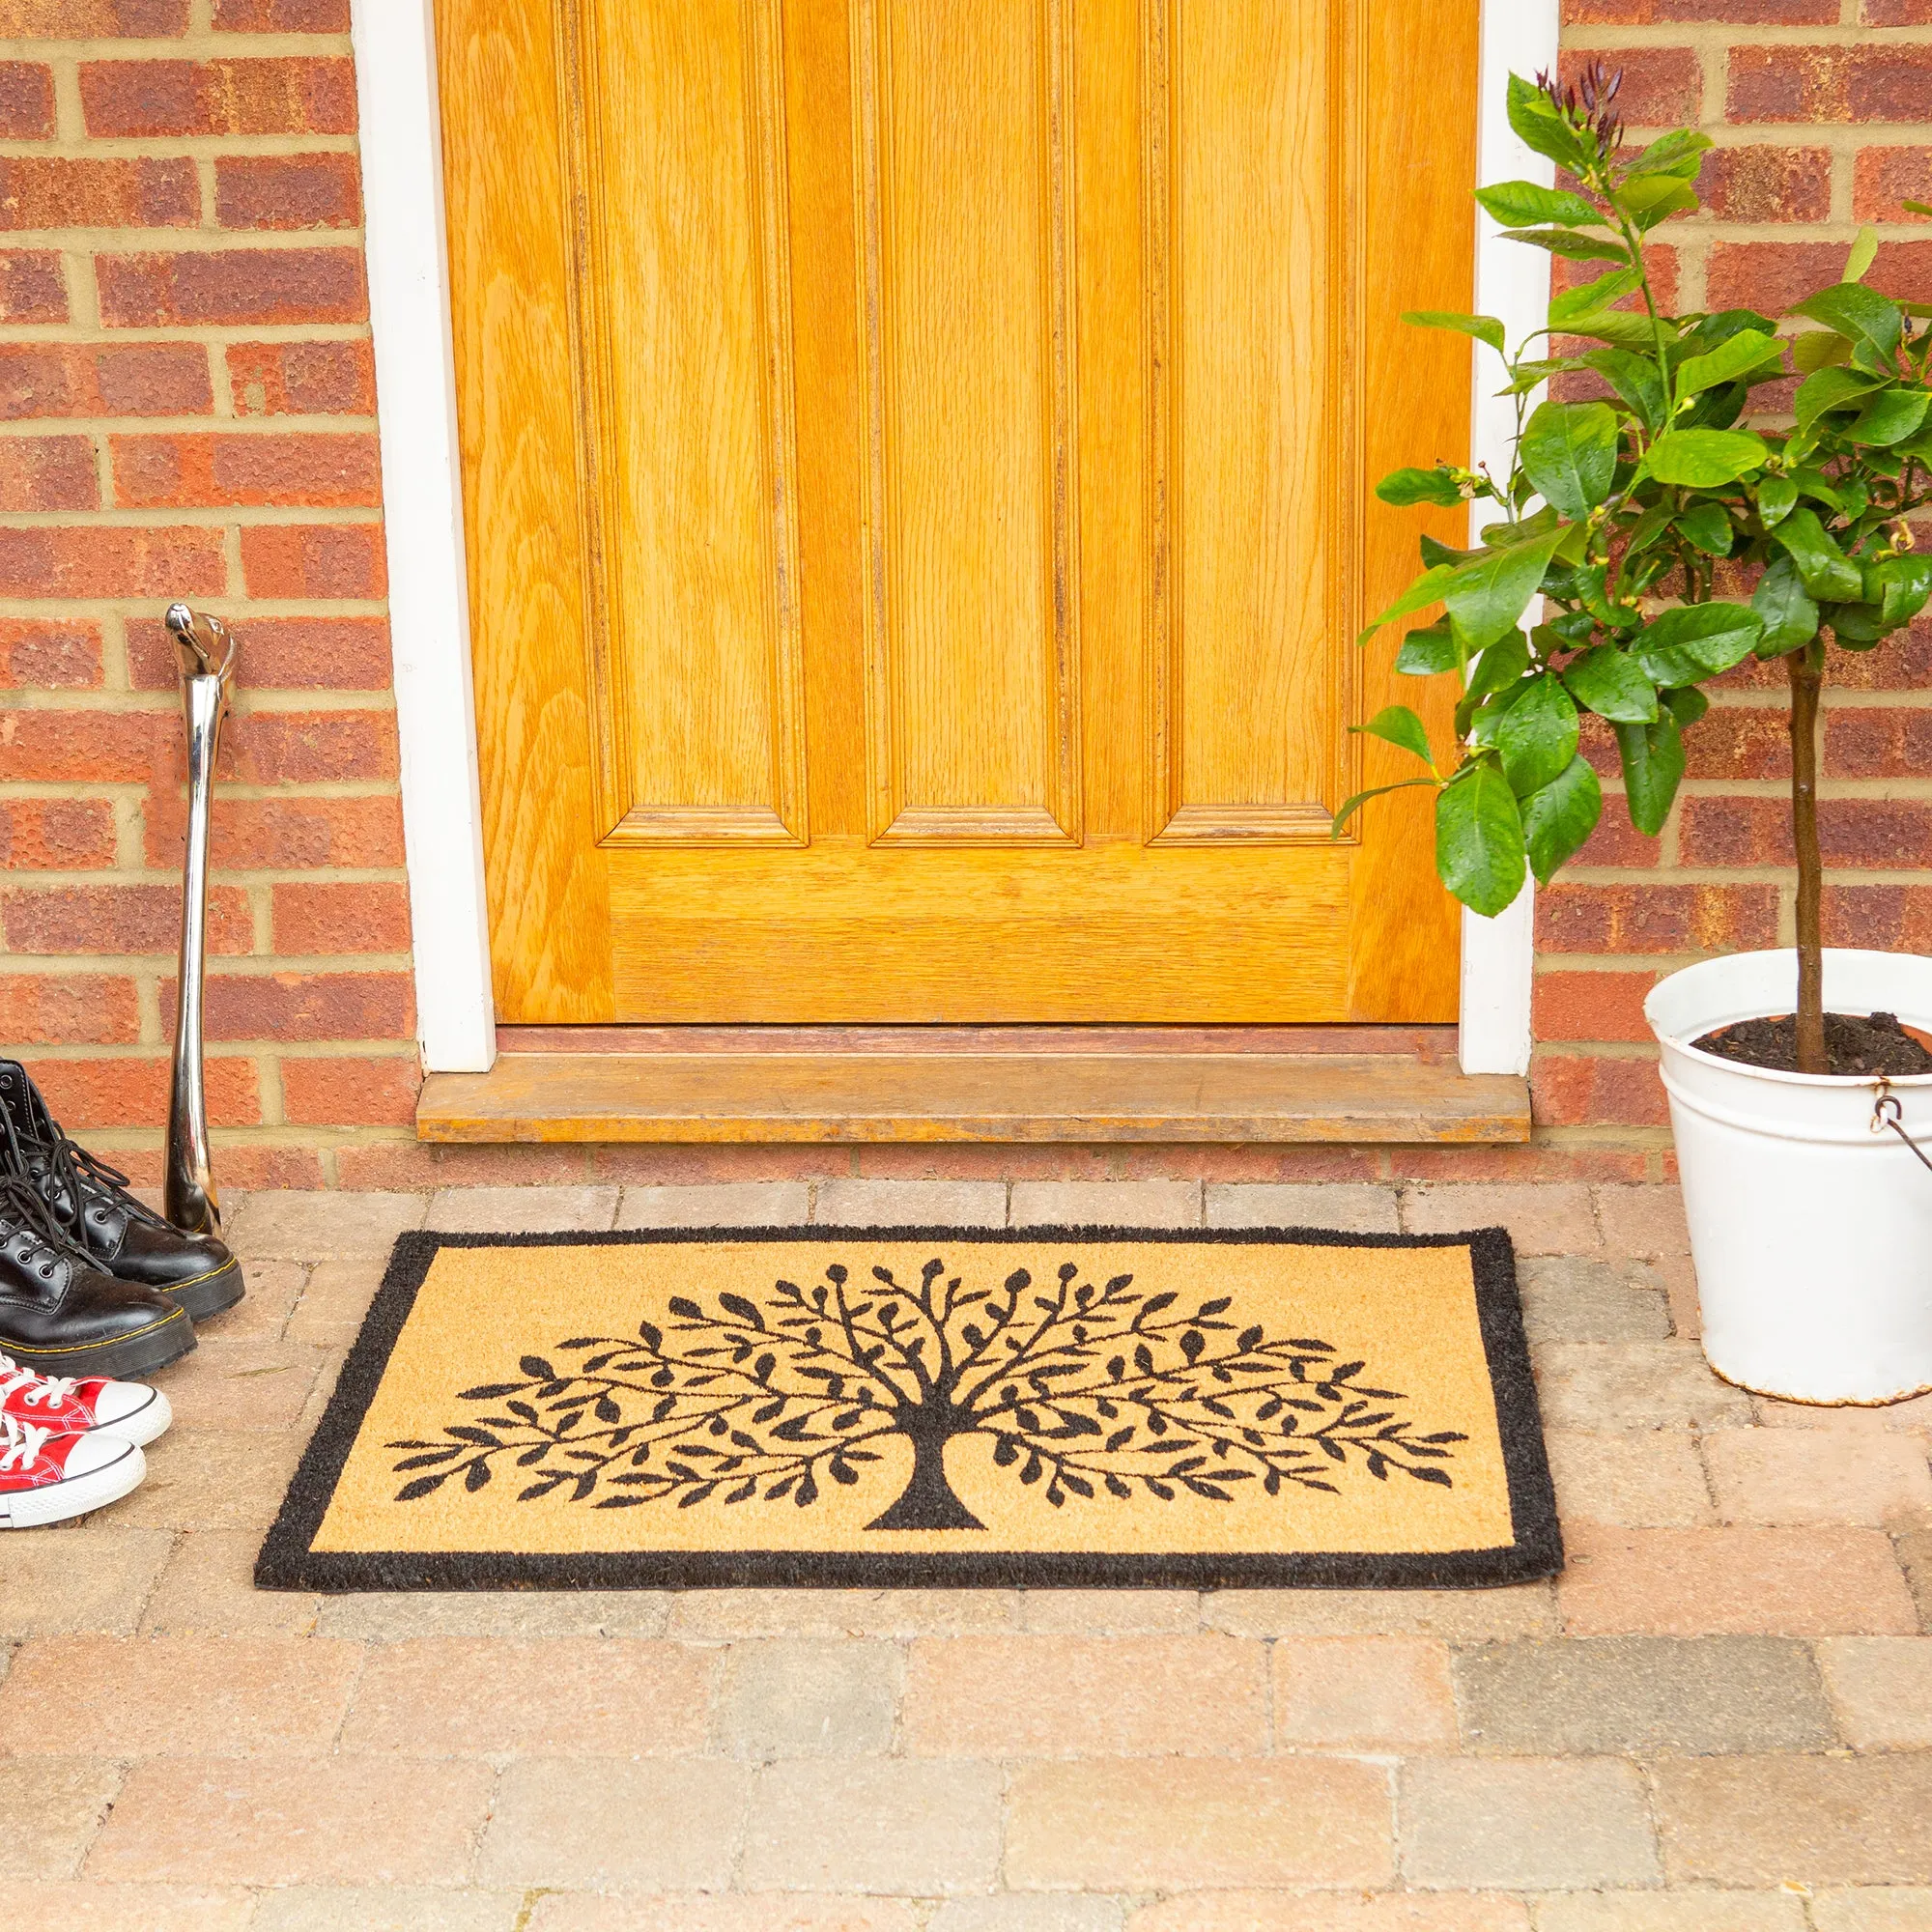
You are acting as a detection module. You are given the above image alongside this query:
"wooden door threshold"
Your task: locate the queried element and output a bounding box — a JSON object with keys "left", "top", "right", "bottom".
{"left": 416, "top": 1027, "right": 1530, "bottom": 1145}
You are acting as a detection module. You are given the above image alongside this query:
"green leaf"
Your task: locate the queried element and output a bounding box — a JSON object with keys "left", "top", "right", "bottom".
{"left": 1506, "top": 72, "right": 1589, "bottom": 173}
{"left": 1418, "top": 533, "right": 1474, "bottom": 569}
{"left": 1849, "top": 386, "right": 1932, "bottom": 447}
{"left": 1378, "top": 466, "right": 1466, "bottom": 507}
{"left": 1871, "top": 553, "right": 1932, "bottom": 630}
{"left": 1771, "top": 506, "right": 1864, "bottom": 603}
{"left": 1520, "top": 400, "right": 1620, "bottom": 518}
{"left": 1906, "top": 199, "right": 1932, "bottom": 217}
{"left": 1615, "top": 716, "right": 1687, "bottom": 837}
{"left": 1791, "top": 329, "right": 1852, "bottom": 376}
{"left": 1643, "top": 428, "right": 1769, "bottom": 487}
{"left": 1353, "top": 704, "right": 1435, "bottom": 767}
{"left": 1521, "top": 753, "right": 1604, "bottom": 885}
{"left": 1357, "top": 565, "right": 1455, "bottom": 646}
{"left": 1624, "top": 128, "right": 1712, "bottom": 179}
{"left": 1757, "top": 473, "right": 1799, "bottom": 527}
{"left": 1794, "top": 364, "right": 1884, "bottom": 435}
{"left": 1752, "top": 552, "right": 1820, "bottom": 656}
{"left": 1562, "top": 644, "right": 1658, "bottom": 723}
{"left": 1436, "top": 761, "right": 1527, "bottom": 917}
{"left": 1475, "top": 180, "right": 1603, "bottom": 228}
{"left": 1396, "top": 618, "right": 1462, "bottom": 676}
{"left": 1402, "top": 309, "right": 1507, "bottom": 355}
{"left": 1560, "top": 308, "right": 1666, "bottom": 349}
{"left": 1634, "top": 602, "right": 1764, "bottom": 685}
{"left": 1788, "top": 282, "right": 1904, "bottom": 360}
{"left": 1548, "top": 267, "right": 1642, "bottom": 327}
{"left": 1675, "top": 501, "right": 1735, "bottom": 557}
{"left": 1463, "top": 629, "right": 1532, "bottom": 709}
{"left": 1444, "top": 527, "right": 1569, "bottom": 652}
{"left": 1622, "top": 172, "right": 1698, "bottom": 217}
{"left": 1581, "top": 348, "right": 1667, "bottom": 430}
{"left": 1496, "top": 670, "right": 1580, "bottom": 798}
{"left": 1503, "top": 226, "right": 1631, "bottom": 263}
{"left": 1675, "top": 328, "right": 1779, "bottom": 402}
{"left": 1790, "top": 466, "right": 1846, "bottom": 515}
{"left": 1662, "top": 685, "right": 1709, "bottom": 728}
{"left": 1331, "top": 777, "right": 1437, "bottom": 838}
{"left": 1825, "top": 602, "right": 1888, "bottom": 646}
{"left": 1845, "top": 225, "right": 1880, "bottom": 285}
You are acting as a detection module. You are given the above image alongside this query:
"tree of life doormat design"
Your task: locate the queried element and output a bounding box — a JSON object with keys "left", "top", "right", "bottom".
{"left": 257, "top": 1228, "right": 1562, "bottom": 1591}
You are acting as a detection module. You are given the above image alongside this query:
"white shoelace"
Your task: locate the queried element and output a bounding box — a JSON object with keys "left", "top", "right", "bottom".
{"left": 0, "top": 1411, "right": 50, "bottom": 1471}
{"left": 0, "top": 1352, "right": 75, "bottom": 1410}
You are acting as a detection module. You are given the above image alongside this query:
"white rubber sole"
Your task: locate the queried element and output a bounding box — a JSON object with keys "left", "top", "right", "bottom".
{"left": 0, "top": 1439, "right": 145, "bottom": 1527}
{"left": 92, "top": 1385, "right": 172, "bottom": 1449}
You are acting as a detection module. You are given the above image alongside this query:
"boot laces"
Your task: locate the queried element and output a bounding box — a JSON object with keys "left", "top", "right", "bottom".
{"left": 0, "top": 1352, "right": 75, "bottom": 1409}
{"left": 0, "top": 1172, "right": 96, "bottom": 1276}
{"left": 0, "top": 1411, "right": 50, "bottom": 1472}
{"left": 8, "top": 1077, "right": 151, "bottom": 1233}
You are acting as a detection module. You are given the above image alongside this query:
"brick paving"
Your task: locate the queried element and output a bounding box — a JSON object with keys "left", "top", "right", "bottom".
{"left": 1, "top": 1181, "right": 1929, "bottom": 1930}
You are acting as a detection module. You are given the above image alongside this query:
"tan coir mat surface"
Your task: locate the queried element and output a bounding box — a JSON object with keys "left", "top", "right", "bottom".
{"left": 257, "top": 1226, "right": 1561, "bottom": 1591}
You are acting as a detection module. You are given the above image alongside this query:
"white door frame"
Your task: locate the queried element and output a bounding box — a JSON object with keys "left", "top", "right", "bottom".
{"left": 353, "top": 0, "right": 1555, "bottom": 1078}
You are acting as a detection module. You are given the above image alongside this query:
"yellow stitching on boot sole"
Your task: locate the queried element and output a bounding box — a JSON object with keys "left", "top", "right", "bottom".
{"left": 5, "top": 1309, "right": 188, "bottom": 1353}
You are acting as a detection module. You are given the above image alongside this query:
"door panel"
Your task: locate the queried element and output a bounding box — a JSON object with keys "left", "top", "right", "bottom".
{"left": 439, "top": 0, "right": 1478, "bottom": 1024}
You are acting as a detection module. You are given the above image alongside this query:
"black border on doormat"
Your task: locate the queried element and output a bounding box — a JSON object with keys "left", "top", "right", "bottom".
{"left": 255, "top": 1224, "right": 1562, "bottom": 1593}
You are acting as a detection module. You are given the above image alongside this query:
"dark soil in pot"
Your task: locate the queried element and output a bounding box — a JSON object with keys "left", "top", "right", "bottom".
{"left": 1693, "top": 1009, "right": 1932, "bottom": 1076}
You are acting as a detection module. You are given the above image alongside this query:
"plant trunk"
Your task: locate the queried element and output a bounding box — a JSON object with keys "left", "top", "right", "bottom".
{"left": 865, "top": 1426, "right": 985, "bottom": 1532}
{"left": 1787, "top": 646, "right": 1827, "bottom": 1075}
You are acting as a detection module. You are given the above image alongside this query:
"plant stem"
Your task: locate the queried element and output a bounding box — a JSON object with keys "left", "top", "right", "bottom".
{"left": 1787, "top": 643, "right": 1827, "bottom": 1075}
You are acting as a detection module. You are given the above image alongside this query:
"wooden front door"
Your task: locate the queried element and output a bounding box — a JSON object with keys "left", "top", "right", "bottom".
{"left": 437, "top": 0, "right": 1477, "bottom": 1025}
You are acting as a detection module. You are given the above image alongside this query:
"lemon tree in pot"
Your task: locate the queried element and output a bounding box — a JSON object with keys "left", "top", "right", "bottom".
{"left": 1349, "top": 66, "right": 1932, "bottom": 1403}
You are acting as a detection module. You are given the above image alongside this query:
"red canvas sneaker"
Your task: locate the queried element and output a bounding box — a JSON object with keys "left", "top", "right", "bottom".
{"left": 0, "top": 1412, "right": 145, "bottom": 1528}
{"left": 0, "top": 1350, "right": 171, "bottom": 1448}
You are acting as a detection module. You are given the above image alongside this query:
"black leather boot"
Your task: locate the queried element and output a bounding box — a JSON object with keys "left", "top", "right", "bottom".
{"left": 0, "top": 1063, "right": 245, "bottom": 1323}
{"left": 0, "top": 1174, "right": 193, "bottom": 1377}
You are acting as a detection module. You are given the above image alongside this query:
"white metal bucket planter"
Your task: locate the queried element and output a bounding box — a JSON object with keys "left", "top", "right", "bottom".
{"left": 1646, "top": 948, "right": 1932, "bottom": 1406}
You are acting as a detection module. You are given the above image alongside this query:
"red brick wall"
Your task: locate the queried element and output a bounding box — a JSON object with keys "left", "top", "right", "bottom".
{"left": 0, "top": 0, "right": 416, "bottom": 1190}
{"left": 0, "top": 1, "right": 1922, "bottom": 1192}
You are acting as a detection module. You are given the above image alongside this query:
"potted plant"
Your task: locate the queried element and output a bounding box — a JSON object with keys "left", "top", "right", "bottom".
{"left": 1347, "top": 65, "right": 1932, "bottom": 1404}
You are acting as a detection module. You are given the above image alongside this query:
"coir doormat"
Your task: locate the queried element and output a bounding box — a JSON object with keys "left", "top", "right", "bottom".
{"left": 256, "top": 1226, "right": 1561, "bottom": 1591}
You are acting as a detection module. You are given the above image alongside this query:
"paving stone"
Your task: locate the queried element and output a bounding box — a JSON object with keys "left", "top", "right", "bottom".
{"left": 668, "top": 1588, "right": 1017, "bottom": 1638}
{"left": 529, "top": 1899, "right": 923, "bottom": 1932}
{"left": 0, "top": 1635, "right": 360, "bottom": 1757}
{"left": 1125, "top": 1897, "right": 1531, "bottom": 1932}
{"left": 1656, "top": 1752, "right": 1932, "bottom": 1884}
{"left": 1653, "top": 1253, "right": 1702, "bottom": 1339}
{"left": 1206, "top": 1584, "right": 1556, "bottom": 1641}
{"left": 1009, "top": 1180, "right": 1201, "bottom": 1228}
{"left": 114, "top": 1430, "right": 302, "bottom": 1532}
{"left": 213, "top": 1256, "right": 307, "bottom": 1342}
{"left": 1557, "top": 1524, "right": 1919, "bottom": 1635}
{"left": 742, "top": 1759, "right": 1004, "bottom": 1894}
{"left": 1270, "top": 1635, "right": 1459, "bottom": 1749}
{"left": 0, "top": 1757, "right": 124, "bottom": 1879}
{"left": 89, "top": 1754, "right": 496, "bottom": 1886}
{"left": 1812, "top": 1891, "right": 1932, "bottom": 1931}
{"left": 1819, "top": 1636, "right": 1932, "bottom": 1747}
{"left": 1544, "top": 1431, "right": 1716, "bottom": 1527}
{"left": 1752, "top": 1389, "right": 1932, "bottom": 1433}
{"left": 811, "top": 1179, "right": 1008, "bottom": 1228}
{"left": 1004, "top": 1758, "right": 1392, "bottom": 1889}
{"left": 1902, "top": 1525, "right": 1932, "bottom": 1634}
{"left": 0, "top": 1883, "right": 255, "bottom": 1932}
{"left": 225, "top": 1190, "right": 426, "bottom": 1261}
{"left": 478, "top": 1757, "right": 749, "bottom": 1889}
{"left": 316, "top": 1588, "right": 670, "bottom": 1639}
{"left": 1533, "top": 1343, "right": 1753, "bottom": 1431}
{"left": 1204, "top": 1183, "right": 1401, "bottom": 1234}
{"left": 1452, "top": 1635, "right": 1833, "bottom": 1754}
{"left": 1399, "top": 1756, "right": 1660, "bottom": 1889}
{"left": 0, "top": 1527, "right": 172, "bottom": 1638}
{"left": 251, "top": 1888, "right": 526, "bottom": 1931}
{"left": 1514, "top": 1257, "right": 1672, "bottom": 1344}
{"left": 1593, "top": 1184, "right": 1691, "bottom": 1257}
{"left": 342, "top": 1635, "right": 713, "bottom": 1755}
{"left": 1400, "top": 1184, "right": 1598, "bottom": 1255}
{"left": 930, "top": 1900, "right": 1128, "bottom": 1932}
{"left": 714, "top": 1639, "right": 903, "bottom": 1757}
{"left": 1534, "top": 1896, "right": 1807, "bottom": 1931}
{"left": 1017, "top": 1588, "right": 1200, "bottom": 1634}
{"left": 901, "top": 1634, "right": 1268, "bottom": 1758}
{"left": 617, "top": 1181, "right": 813, "bottom": 1228}
{"left": 139, "top": 1530, "right": 319, "bottom": 1637}
{"left": 424, "top": 1184, "right": 619, "bottom": 1233}
{"left": 156, "top": 1337, "right": 333, "bottom": 1432}
{"left": 285, "top": 1259, "right": 386, "bottom": 1347}
{"left": 1702, "top": 1428, "right": 1932, "bottom": 1525}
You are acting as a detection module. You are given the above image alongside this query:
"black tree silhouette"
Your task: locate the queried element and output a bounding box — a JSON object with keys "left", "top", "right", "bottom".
{"left": 388, "top": 1256, "right": 1467, "bottom": 1529}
